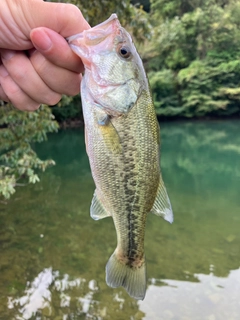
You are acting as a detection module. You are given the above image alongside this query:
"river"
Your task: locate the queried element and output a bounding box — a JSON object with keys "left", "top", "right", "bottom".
{"left": 0, "top": 120, "right": 239, "bottom": 319}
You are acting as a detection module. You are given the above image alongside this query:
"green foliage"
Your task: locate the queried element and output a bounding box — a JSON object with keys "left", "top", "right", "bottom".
{"left": 51, "top": 95, "right": 82, "bottom": 123}
{"left": 176, "top": 59, "right": 240, "bottom": 117}
{"left": 50, "top": 0, "right": 151, "bottom": 43}
{"left": 149, "top": 69, "right": 180, "bottom": 115}
{"left": 0, "top": 103, "right": 58, "bottom": 200}
{"left": 148, "top": 0, "right": 240, "bottom": 117}
{"left": 131, "top": 0, "right": 151, "bottom": 12}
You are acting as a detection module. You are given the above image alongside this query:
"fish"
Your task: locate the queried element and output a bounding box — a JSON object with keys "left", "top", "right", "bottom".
{"left": 67, "top": 14, "right": 173, "bottom": 300}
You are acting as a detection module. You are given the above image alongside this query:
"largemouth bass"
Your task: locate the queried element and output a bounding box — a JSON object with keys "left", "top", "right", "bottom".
{"left": 68, "top": 14, "right": 173, "bottom": 300}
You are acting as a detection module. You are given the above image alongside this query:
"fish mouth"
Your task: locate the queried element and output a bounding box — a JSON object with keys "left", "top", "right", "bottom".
{"left": 67, "top": 14, "right": 120, "bottom": 48}
{"left": 89, "top": 13, "right": 119, "bottom": 31}
{"left": 67, "top": 14, "right": 121, "bottom": 67}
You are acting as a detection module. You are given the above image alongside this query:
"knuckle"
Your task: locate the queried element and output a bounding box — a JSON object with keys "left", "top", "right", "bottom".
{"left": 13, "top": 69, "right": 27, "bottom": 83}
{"left": 44, "top": 92, "right": 61, "bottom": 106}
{"left": 64, "top": 4, "right": 84, "bottom": 24}
{"left": 30, "top": 52, "right": 46, "bottom": 74}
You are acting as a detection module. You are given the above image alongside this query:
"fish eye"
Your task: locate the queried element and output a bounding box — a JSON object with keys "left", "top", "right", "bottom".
{"left": 118, "top": 46, "right": 131, "bottom": 59}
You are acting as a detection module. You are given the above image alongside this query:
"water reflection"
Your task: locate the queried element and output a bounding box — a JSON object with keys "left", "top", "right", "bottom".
{"left": 8, "top": 268, "right": 56, "bottom": 319}
{"left": 0, "top": 120, "right": 239, "bottom": 319}
{"left": 7, "top": 268, "right": 100, "bottom": 319}
{"left": 6, "top": 267, "right": 240, "bottom": 319}
{"left": 7, "top": 267, "right": 141, "bottom": 319}
{"left": 140, "top": 268, "right": 240, "bottom": 320}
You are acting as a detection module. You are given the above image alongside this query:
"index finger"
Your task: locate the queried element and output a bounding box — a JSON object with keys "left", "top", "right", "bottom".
{"left": 30, "top": 28, "right": 84, "bottom": 73}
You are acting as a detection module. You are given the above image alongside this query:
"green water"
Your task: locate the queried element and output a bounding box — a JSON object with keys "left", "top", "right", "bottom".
{"left": 0, "top": 120, "right": 239, "bottom": 320}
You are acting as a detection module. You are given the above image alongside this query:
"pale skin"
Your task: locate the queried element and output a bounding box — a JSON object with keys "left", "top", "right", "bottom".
{"left": 0, "top": 0, "right": 90, "bottom": 111}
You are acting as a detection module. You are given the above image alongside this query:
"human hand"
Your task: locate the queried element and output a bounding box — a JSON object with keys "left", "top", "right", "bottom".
{"left": 0, "top": 0, "right": 90, "bottom": 111}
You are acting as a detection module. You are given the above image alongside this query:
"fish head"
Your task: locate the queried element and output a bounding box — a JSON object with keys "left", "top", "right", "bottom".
{"left": 67, "top": 14, "right": 148, "bottom": 115}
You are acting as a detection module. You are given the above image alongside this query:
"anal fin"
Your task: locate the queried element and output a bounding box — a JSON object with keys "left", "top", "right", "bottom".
{"left": 151, "top": 175, "right": 173, "bottom": 223}
{"left": 90, "top": 190, "right": 112, "bottom": 220}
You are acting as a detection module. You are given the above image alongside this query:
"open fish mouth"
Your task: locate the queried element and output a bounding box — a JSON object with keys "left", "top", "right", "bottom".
{"left": 67, "top": 14, "right": 119, "bottom": 47}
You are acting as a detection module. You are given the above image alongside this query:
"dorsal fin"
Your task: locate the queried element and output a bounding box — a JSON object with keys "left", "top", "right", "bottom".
{"left": 151, "top": 175, "right": 173, "bottom": 223}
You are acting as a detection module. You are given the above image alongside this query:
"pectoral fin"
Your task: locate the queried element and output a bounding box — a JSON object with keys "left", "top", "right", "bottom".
{"left": 95, "top": 109, "right": 122, "bottom": 154}
{"left": 151, "top": 175, "right": 173, "bottom": 223}
{"left": 90, "top": 190, "right": 112, "bottom": 220}
{"left": 96, "top": 109, "right": 110, "bottom": 126}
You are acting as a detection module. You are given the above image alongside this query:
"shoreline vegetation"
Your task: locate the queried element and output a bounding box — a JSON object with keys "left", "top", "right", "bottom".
{"left": 1, "top": 0, "right": 240, "bottom": 199}
{"left": 57, "top": 114, "right": 240, "bottom": 129}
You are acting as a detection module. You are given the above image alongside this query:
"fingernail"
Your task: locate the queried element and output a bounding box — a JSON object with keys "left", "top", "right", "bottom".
{"left": 32, "top": 29, "right": 52, "bottom": 51}
{"left": 1, "top": 49, "right": 15, "bottom": 60}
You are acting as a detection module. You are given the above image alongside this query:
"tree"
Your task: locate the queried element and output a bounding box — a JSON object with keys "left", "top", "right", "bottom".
{"left": 0, "top": 102, "right": 58, "bottom": 200}
{"left": 147, "top": 0, "right": 240, "bottom": 117}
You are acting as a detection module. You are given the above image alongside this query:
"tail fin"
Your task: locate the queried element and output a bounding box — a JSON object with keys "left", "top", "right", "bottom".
{"left": 105, "top": 251, "right": 147, "bottom": 300}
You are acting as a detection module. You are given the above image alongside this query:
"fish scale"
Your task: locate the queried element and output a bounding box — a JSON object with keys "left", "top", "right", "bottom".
{"left": 110, "top": 91, "right": 159, "bottom": 257}
{"left": 68, "top": 14, "right": 173, "bottom": 300}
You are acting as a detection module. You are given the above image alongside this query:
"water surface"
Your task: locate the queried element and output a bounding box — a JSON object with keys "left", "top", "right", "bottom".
{"left": 0, "top": 120, "right": 239, "bottom": 319}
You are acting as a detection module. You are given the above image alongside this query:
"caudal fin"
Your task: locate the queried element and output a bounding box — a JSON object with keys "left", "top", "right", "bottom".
{"left": 105, "top": 252, "right": 147, "bottom": 300}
